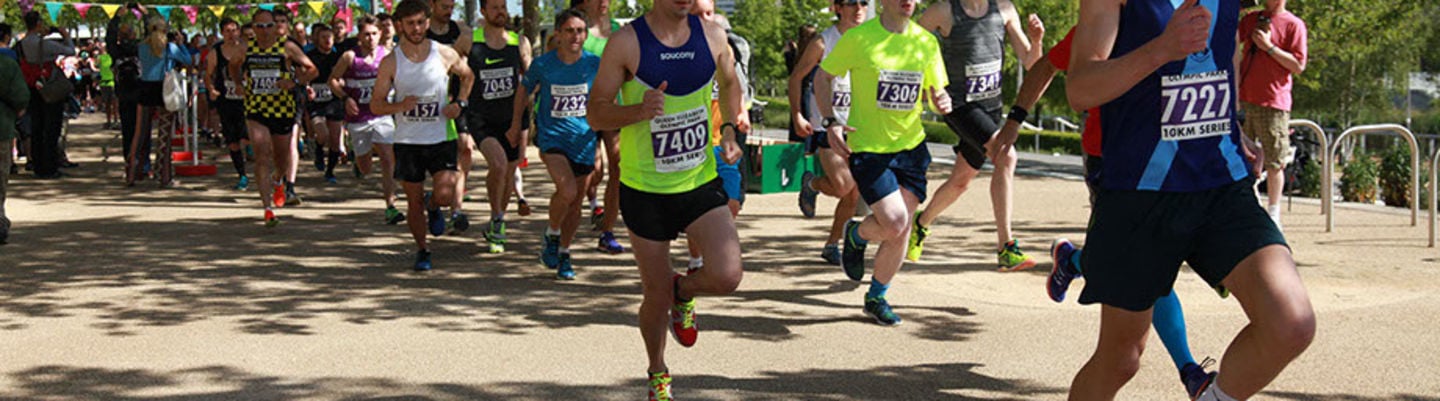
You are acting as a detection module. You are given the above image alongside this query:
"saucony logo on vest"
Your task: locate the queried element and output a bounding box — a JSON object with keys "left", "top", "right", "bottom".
{"left": 659, "top": 52, "right": 695, "bottom": 61}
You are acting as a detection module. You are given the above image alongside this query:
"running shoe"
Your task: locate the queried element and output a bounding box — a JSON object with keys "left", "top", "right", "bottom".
{"left": 425, "top": 193, "right": 446, "bottom": 236}
{"left": 517, "top": 199, "right": 532, "bottom": 216}
{"left": 686, "top": 258, "right": 703, "bottom": 276}
{"left": 841, "top": 220, "right": 866, "bottom": 281}
{"left": 272, "top": 184, "right": 286, "bottom": 208}
{"left": 352, "top": 163, "right": 364, "bottom": 179}
{"left": 484, "top": 219, "right": 507, "bottom": 253}
{"left": 385, "top": 207, "right": 406, "bottom": 225}
{"left": 648, "top": 371, "right": 674, "bottom": 401}
{"left": 591, "top": 206, "right": 605, "bottom": 231}
{"left": 1048, "top": 238, "right": 1081, "bottom": 303}
{"left": 264, "top": 210, "right": 280, "bottom": 228}
{"left": 1215, "top": 286, "right": 1231, "bottom": 299}
{"left": 1181, "top": 358, "right": 1218, "bottom": 399}
{"left": 285, "top": 188, "right": 302, "bottom": 206}
{"left": 821, "top": 243, "right": 841, "bottom": 265}
{"left": 235, "top": 176, "right": 249, "bottom": 191}
{"left": 597, "top": 231, "right": 626, "bottom": 254}
{"left": 997, "top": 239, "right": 1037, "bottom": 271}
{"left": 449, "top": 212, "right": 470, "bottom": 235}
{"left": 670, "top": 275, "right": 698, "bottom": 347}
{"left": 414, "top": 249, "right": 433, "bottom": 272}
{"left": 905, "top": 211, "right": 929, "bottom": 262}
{"left": 314, "top": 153, "right": 326, "bottom": 171}
{"left": 863, "top": 295, "right": 902, "bottom": 326}
{"left": 541, "top": 234, "right": 561, "bottom": 269}
{"left": 798, "top": 171, "right": 817, "bottom": 218}
{"left": 325, "top": 174, "right": 338, "bottom": 184}
{"left": 556, "top": 253, "right": 576, "bottom": 280}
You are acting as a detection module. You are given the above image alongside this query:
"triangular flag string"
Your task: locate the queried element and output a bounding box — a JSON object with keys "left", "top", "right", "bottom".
{"left": 209, "top": 5, "right": 227, "bottom": 17}
{"left": 286, "top": 2, "right": 301, "bottom": 17}
{"left": 155, "top": 5, "right": 173, "bottom": 22}
{"left": 307, "top": 1, "right": 326, "bottom": 16}
{"left": 183, "top": 6, "right": 199, "bottom": 24}
{"left": 100, "top": 4, "right": 120, "bottom": 18}
{"left": 258, "top": 4, "right": 275, "bottom": 11}
{"left": 73, "top": 3, "right": 92, "bottom": 19}
{"left": 44, "top": 2, "right": 63, "bottom": 22}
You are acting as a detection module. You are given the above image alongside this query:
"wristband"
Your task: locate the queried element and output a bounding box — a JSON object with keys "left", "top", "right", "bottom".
{"left": 1007, "top": 105, "right": 1029, "bottom": 124}
{"left": 1267, "top": 45, "right": 1279, "bottom": 55}
{"left": 720, "top": 122, "right": 742, "bottom": 136}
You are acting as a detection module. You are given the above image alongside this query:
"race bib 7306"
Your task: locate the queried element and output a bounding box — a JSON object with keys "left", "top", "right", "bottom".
{"left": 876, "top": 70, "right": 922, "bottom": 111}
{"left": 1160, "top": 70, "right": 1232, "bottom": 141}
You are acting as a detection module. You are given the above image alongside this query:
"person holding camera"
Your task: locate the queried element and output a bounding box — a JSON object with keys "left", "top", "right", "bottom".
{"left": 1238, "top": 0, "right": 1307, "bottom": 229}
{"left": 108, "top": 3, "right": 147, "bottom": 181}
{"left": 126, "top": 17, "right": 193, "bottom": 187}
{"left": 17, "top": 11, "right": 76, "bottom": 180}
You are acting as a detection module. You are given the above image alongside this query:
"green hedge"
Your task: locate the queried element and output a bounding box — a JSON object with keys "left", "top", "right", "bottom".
{"left": 759, "top": 96, "right": 1083, "bottom": 155}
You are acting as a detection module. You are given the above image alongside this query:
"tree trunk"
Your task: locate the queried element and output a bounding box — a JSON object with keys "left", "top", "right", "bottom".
{"left": 465, "top": 0, "right": 478, "bottom": 27}
{"left": 522, "top": 0, "right": 539, "bottom": 43}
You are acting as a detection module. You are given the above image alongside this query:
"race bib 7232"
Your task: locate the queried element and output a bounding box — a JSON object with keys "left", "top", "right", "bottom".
{"left": 1160, "top": 70, "right": 1232, "bottom": 141}
{"left": 550, "top": 83, "right": 588, "bottom": 118}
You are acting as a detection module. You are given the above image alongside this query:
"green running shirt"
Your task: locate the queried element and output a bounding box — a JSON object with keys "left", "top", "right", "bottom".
{"left": 819, "top": 18, "right": 949, "bottom": 154}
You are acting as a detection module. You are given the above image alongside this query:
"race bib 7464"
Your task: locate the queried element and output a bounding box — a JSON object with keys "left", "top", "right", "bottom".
{"left": 1160, "top": 70, "right": 1232, "bottom": 141}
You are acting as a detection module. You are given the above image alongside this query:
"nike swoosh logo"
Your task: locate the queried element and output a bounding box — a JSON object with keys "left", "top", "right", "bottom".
{"left": 486, "top": 58, "right": 505, "bottom": 65}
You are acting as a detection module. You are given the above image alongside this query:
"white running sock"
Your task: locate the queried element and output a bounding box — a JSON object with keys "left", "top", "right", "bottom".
{"left": 689, "top": 257, "right": 704, "bottom": 270}
{"left": 1196, "top": 384, "right": 1239, "bottom": 401}
{"left": 546, "top": 227, "right": 560, "bottom": 236}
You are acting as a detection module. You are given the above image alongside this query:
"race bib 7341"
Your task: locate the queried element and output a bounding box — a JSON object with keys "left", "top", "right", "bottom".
{"left": 964, "top": 60, "right": 1002, "bottom": 102}
{"left": 1160, "top": 70, "right": 1232, "bottom": 141}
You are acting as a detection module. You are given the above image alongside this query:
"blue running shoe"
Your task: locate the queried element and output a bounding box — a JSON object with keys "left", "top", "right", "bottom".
{"left": 556, "top": 253, "right": 576, "bottom": 280}
{"left": 821, "top": 243, "right": 841, "bottom": 265}
{"left": 863, "top": 296, "right": 902, "bottom": 326}
{"left": 425, "top": 193, "right": 445, "bottom": 236}
{"left": 414, "top": 250, "right": 433, "bottom": 272}
{"left": 1181, "top": 358, "right": 1217, "bottom": 399}
{"left": 450, "top": 212, "right": 470, "bottom": 235}
{"left": 841, "top": 221, "right": 866, "bottom": 281}
{"left": 541, "top": 234, "right": 561, "bottom": 269}
{"left": 1049, "top": 238, "right": 1081, "bottom": 303}
{"left": 235, "top": 176, "right": 250, "bottom": 191}
{"left": 325, "top": 174, "right": 338, "bottom": 184}
{"left": 597, "top": 231, "right": 626, "bottom": 254}
{"left": 798, "top": 171, "right": 818, "bottom": 218}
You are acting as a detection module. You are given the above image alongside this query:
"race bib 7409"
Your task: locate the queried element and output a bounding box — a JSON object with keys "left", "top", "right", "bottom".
{"left": 1160, "top": 70, "right": 1232, "bottom": 141}
{"left": 650, "top": 106, "right": 709, "bottom": 173}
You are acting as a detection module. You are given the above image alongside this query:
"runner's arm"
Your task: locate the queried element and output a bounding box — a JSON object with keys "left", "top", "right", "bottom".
{"left": 203, "top": 48, "right": 219, "bottom": 98}
{"left": 228, "top": 51, "right": 246, "bottom": 97}
{"left": 286, "top": 42, "right": 318, "bottom": 85}
{"left": 369, "top": 55, "right": 410, "bottom": 115}
{"left": 1000, "top": 0, "right": 1043, "bottom": 69}
{"left": 586, "top": 27, "right": 649, "bottom": 131}
{"left": 917, "top": 1, "right": 950, "bottom": 35}
{"left": 788, "top": 38, "right": 824, "bottom": 137}
{"left": 1068, "top": 0, "right": 1206, "bottom": 111}
{"left": 329, "top": 51, "right": 353, "bottom": 100}
{"left": 711, "top": 23, "right": 741, "bottom": 130}
{"left": 517, "top": 35, "right": 533, "bottom": 77}
{"left": 444, "top": 46, "right": 474, "bottom": 103}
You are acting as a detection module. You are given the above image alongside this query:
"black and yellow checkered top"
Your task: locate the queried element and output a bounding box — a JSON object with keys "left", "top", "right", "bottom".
{"left": 243, "top": 39, "right": 295, "bottom": 119}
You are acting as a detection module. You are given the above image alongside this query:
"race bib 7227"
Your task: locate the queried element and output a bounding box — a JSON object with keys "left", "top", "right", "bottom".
{"left": 1160, "top": 70, "right": 1232, "bottom": 141}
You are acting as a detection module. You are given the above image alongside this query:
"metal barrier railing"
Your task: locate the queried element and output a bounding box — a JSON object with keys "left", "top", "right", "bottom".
{"left": 1325, "top": 124, "right": 1419, "bottom": 232}
{"left": 1289, "top": 119, "right": 1328, "bottom": 214}
{"left": 1430, "top": 146, "right": 1439, "bottom": 247}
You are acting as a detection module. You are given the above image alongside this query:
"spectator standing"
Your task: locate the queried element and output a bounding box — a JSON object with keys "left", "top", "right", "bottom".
{"left": 1238, "top": 0, "right": 1307, "bottom": 229}
{"left": 109, "top": 3, "right": 147, "bottom": 178}
{"left": 127, "top": 17, "right": 193, "bottom": 187}
{"left": 0, "top": 26, "right": 29, "bottom": 244}
{"left": 18, "top": 11, "right": 76, "bottom": 180}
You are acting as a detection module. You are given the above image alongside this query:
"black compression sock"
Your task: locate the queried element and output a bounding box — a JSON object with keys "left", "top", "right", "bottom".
{"left": 326, "top": 151, "right": 341, "bottom": 176}
{"left": 229, "top": 150, "right": 246, "bottom": 176}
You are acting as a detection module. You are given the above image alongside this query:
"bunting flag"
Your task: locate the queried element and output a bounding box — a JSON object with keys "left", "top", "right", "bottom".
{"left": 258, "top": 4, "right": 275, "bottom": 11}
{"left": 73, "top": 3, "right": 92, "bottom": 18}
{"left": 100, "top": 3, "right": 120, "bottom": 18}
{"left": 236, "top": 4, "right": 252, "bottom": 14}
{"left": 209, "top": 5, "right": 227, "bottom": 17}
{"left": 286, "top": 2, "right": 301, "bottom": 16}
{"left": 307, "top": 1, "right": 326, "bottom": 16}
{"left": 19, "top": 0, "right": 34, "bottom": 13}
{"left": 44, "top": 2, "right": 63, "bottom": 22}
{"left": 155, "top": 5, "right": 174, "bottom": 21}
{"left": 183, "top": 6, "right": 199, "bottom": 24}
{"left": 356, "top": 0, "right": 371, "bottom": 14}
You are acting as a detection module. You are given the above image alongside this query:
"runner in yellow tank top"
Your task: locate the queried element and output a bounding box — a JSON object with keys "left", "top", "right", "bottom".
{"left": 586, "top": 1, "right": 744, "bottom": 398}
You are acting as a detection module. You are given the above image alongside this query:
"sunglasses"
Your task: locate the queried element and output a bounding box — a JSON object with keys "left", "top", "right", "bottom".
{"left": 254, "top": 22, "right": 276, "bottom": 28}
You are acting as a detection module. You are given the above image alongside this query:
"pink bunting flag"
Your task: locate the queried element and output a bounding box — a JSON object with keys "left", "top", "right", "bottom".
{"left": 183, "top": 6, "right": 199, "bottom": 24}
{"left": 286, "top": 2, "right": 300, "bottom": 16}
{"left": 73, "top": 3, "right": 91, "bottom": 18}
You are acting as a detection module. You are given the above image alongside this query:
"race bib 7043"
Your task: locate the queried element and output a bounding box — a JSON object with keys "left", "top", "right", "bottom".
{"left": 550, "top": 83, "right": 588, "bottom": 118}
{"left": 1160, "top": 70, "right": 1232, "bottom": 141}
{"left": 876, "top": 70, "right": 922, "bottom": 111}
{"left": 480, "top": 68, "right": 516, "bottom": 100}
{"left": 650, "top": 106, "right": 709, "bottom": 173}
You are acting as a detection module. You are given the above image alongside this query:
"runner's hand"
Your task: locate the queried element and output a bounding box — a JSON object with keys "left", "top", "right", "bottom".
{"left": 443, "top": 102, "right": 462, "bottom": 119}
{"left": 827, "top": 124, "right": 855, "bottom": 159}
{"left": 398, "top": 96, "right": 419, "bottom": 113}
{"left": 642, "top": 81, "right": 668, "bottom": 119}
{"left": 506, "top": 126, "right": 522, "bottom": 147}
{"left": 278, "top": 78, "right": 296, "bottom": 91}
{"left": 1160, "top": 0, "right": 1212, "bottom": 61}
{"left": 345, "top": 98, "right": 359, "bottom": 117}
{"left": 795, "top": 114, "right": 814, "bottom": 138}
{"left": 928, "top": 87, "right": 953, "bottom": 115}
{"left": 737, "top": 110, "right": 753, "bottom": 135}
{"left": 1026, "top": 14, "right": 1045, "bottom": 41}
{"left": 989, "top": 120, "right": 1021, "bottom": 161}
{"left": 208, "top": 90, "right": 219, "bottom": 101}
{"left": 305, "top": 85, "right": 316, "bottom": 100}
{"left": 1241, "top": 134, "right": 1265, "bottom": 178}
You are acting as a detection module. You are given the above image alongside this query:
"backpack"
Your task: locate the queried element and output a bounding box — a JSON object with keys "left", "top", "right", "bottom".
{"left": 17, "top": 40, "right": 72, "bottom": 104}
